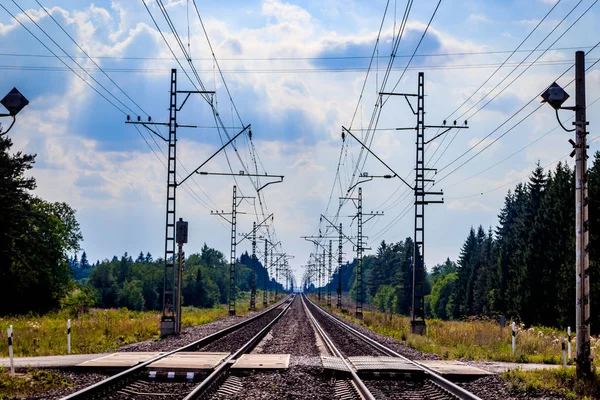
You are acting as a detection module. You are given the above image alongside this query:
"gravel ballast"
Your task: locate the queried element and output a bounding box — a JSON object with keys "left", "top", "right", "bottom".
{"left": 253, "top": 295, "right": 320, "bottom": 356}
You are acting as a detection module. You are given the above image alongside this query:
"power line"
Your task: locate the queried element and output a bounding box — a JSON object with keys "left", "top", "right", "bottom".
{"left": 10, "top": 1, "right": 140, "bottom": 116}
{"left": 1, "top": 45, "right": 597, "bottom": 61}
{"left": 2, "top": 59, "right": 598, "bottom": 74}
{"left": 444, "top": 96, "right": 600, "bottom": 190}
{"left": 430, "top": 0, "right": 596, "bottom": 174}
{"left": 436, "top": 43, "right": 600, "bottom": 183}
{"left": 35, "top": 0, "right": 147, "bottom": 117}
{"left": 0, "top": 3, "right": 126, "bottom": 115}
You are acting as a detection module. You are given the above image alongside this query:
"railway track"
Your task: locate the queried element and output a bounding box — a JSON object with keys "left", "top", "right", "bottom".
{"left": 302, "top": 294, "right": 483, "bottom": 400}
{"left": 60, "top": 296, "right": 293, "bottom": 400}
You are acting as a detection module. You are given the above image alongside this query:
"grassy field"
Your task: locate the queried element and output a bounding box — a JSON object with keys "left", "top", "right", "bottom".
{"left": 313, "top": 296, "right": 599, "bottom": 366}
{"left": 0, "top": 291, "right": 268, "bottom": 358}
{"left": 502, "top": 367, "right": 600, "bottom": 399}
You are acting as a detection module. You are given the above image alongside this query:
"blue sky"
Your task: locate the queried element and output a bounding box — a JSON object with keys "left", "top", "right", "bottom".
{"left": 1, "top": 0, "right": 600, "bottom": 285}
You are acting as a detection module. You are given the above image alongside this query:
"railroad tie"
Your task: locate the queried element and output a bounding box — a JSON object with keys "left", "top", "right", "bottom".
{"left": 334, "top": 379, "right": 360, "bottom": 400}
{"left": 211, "top": 375, "right": 244, "bottom": 399}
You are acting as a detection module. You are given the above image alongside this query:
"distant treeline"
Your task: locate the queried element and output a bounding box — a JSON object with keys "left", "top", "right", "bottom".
{"left": 70, "top": 245, "right": 284, "bottom": 311}
{"left": 315, "top": 156, "right": 600, "bottom": 333}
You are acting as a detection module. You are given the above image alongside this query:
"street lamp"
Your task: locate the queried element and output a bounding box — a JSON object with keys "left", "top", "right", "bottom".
{"left": 0, "top": 87, "right": 29, "bottom": 136}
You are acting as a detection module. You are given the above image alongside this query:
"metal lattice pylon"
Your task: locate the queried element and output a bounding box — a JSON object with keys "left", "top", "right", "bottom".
{"left": 162, "top": 69, "right": 178, "bottom": 334}
{"left": 229, "top": 185, "right": 237, "bottom": 316}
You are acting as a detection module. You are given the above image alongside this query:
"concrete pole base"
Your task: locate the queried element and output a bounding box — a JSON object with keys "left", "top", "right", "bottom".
{"left": 410, "top": 320, "right": 427, "bottom": 335}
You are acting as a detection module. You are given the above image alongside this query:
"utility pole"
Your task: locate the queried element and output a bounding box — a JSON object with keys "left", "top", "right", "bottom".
{"left": 236, "top": 214, "right": 273, "bottom": 311}
{"left": 264, "top": 239, "right": 268, "bottom": 307}
{"left": 250, "top": 221, "right": 257, "bottom": 311}
{"left": 328, "top": 240, "right": 332, "bottom": 307}
{"left": 211, "top": 186, "right": 254, "bottom": 316}
{"left": 338, "top": 189, "right": 381, "bottom": 319}
{"left": 229, "top": 186, "right": 238, "bottom": 316}
{"left": 276, "top": 257, "right": 280, "bottom": 298}
{"left": 314, "top": 218, "right": 364, "bottom": 313}
{"left": 572, "top": 51, "right": 591, "bottom": 379}
{"left": 270, "top": 248, "right": 273, "bottom": 302}
{"left": 541, "top": 51, "right": 591, "bottom": 378}
{"left": 126, "top": 69, "right": 214, "bottom": 337}
{"left": 379, "top": 72, "right": 467, "bottom": 334}
{"left": 317, "top": 252, "right": 322, "bottom": 301}
{"left": 338, "top": 223, "right": 343, "bottom": 309}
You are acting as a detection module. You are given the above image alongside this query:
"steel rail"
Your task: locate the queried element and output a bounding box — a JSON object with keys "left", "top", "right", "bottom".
{"left": 184, "top": 295, "right": 294, "bottom": 399}
{"left": 304, "top": 294, "right": 483, "bottom": 400}
{"left": 61, "top": 296, "right": 291, "bottom": 399}
{"left": 301, "top": 295, "right": 375, "bottom": 400}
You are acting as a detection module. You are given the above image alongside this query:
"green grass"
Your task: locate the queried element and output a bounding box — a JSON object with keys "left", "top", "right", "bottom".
{"left": 0, "top": 291, "right": 269, "bottom": 357}
{"left": 313, "top": 296, "right": 599, "bottom": 366}
{"left": 501, "top": 367, "right": 600, "bottom": 399}
{"left": 0, "top": 367, "right": 71, "bottom": 399}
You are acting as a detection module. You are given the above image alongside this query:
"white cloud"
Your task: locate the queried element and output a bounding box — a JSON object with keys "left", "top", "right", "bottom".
{"left": 468, "top": 14, "right": 490, "bottom": 23}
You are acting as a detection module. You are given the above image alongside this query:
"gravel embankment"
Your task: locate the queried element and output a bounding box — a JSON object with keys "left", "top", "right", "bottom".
{"left": 27, "top": 370, "right": 110, "bottom": 399}
{"left": 310, "top": 299, "right": 440, "bottom": 361}
{"left": 366, "top": 378, "right": 457, "bottom": 400}
{"left": 200, "top": 306, "right": 284, "bottom": 353}
{"left": 119, "top": 307, "right": 275, "bottom": 353}
{"left": 227, "top": 366, "right": 335, "bottom": 400}
{"left": 305, "top": 299, "right": 385, "bottom": 357}
{"left": 253, "top": 295, "right": 320, "bottom": 356}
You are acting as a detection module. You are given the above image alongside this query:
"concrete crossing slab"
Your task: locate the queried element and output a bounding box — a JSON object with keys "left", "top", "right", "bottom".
{"left": 419, "top": 360, "right": 493, "bottom": 378}
{"left": 0, "top": 354, "right": 105, "bottom": 369}
{"left": 231, "top": 354, "right": 290, "bottom": 370}
{"left": 348, "top": 356, "right": 423, "bottom": 374}
{"left": 147, "top": 352, "right": 229, "bottom": 371}
{"left": 77, "top": 352, "right": 162, "bottom": 368}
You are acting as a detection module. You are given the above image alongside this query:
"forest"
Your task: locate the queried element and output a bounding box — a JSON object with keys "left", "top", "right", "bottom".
{"left": 320, "top": 156, "right": 600, "bottom": 333}
{"left": 4, "top": 127, "right": 600, "bottom": 333}
{"left": 70, "top": 248, "right": 283, "bottom": 311}
{"left": 0, "top": 133, "right": 282, "bottom": 316}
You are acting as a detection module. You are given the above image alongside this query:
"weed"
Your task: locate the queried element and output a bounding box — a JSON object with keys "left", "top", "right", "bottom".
{"left": 501, "top": 367, "right": 600, "bottom": 399}
{"left": 314, "top": 295, "right": 599, "bottom": 367}
{"left": 0, "top": 367, "right": 71, "bottom": 399}
{"left": 0, "top": 293, "right": 263, "bottom": 357}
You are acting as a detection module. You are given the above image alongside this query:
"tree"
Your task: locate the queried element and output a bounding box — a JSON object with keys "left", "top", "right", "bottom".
{"left": 118, "top": 280, "right": 145, "bottom": 311}
{"left": 136, "top": 251, "right": 145, "bottom": 263}
{"left": 80, "top": 251, "right": 90, "bottom": 269}
{"left": 430, "top": 272, "right": 458, "bottom": 319}
{"left": 145, "top": 252, "right": 153, "bottom": 263}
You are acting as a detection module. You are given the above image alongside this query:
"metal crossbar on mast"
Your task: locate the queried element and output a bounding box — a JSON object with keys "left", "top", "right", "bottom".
{"left": 125, "top": 68, "right": 215, "bottom": 337}
{"left": 380, "top": 72, "right": 468, "bottom": 334}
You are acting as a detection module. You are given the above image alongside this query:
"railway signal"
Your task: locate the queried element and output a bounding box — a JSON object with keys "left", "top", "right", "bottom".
{"left": 0, "top": 87, "right": 29, "bottom": 136}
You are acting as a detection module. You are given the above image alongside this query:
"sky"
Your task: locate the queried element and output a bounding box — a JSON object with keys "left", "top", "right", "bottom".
{"left": 1, "top": 0, "right": 599, "bottom": 287}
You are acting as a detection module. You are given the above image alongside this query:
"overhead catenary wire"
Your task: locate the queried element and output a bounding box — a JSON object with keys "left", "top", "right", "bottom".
{"left": 147, "top": 0, "right": 285, "bottom": 254}
{"left": 431, "top": 0, "right": 596, "bottom": 176}
{"left": 435, "top": 41, "right": 600, "bottom": 184}
{"left": 30, "top": 0, "right": 222, "bottom": 211}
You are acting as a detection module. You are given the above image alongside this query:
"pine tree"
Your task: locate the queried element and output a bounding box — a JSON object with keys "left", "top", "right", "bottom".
{"left": 80, "top": 251, "right": 90, "bottom": 269}
{"left": 145, "top": 252, "right": 153, "bottom": 263}
{"left": 451, "top": 227, "right": 478, "bottom": 318}
{"left": 136, "top": 251, "right": 145, "bottom": 263}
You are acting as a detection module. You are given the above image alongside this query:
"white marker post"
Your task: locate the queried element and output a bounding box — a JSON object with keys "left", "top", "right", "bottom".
{"left": 562, "top": 336, "right": 567, "bottom": 367}
{"left": 67, "top": 319, "right": 71, "bottom": 355}
{"left": 567, "top": 326, "right": 572, "bottom": 360}
{"left": 8, "top": 325, "right": 14, "bottom": 375}
{"left": 511, "top": 321, "right": 516, "bottom": 355}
